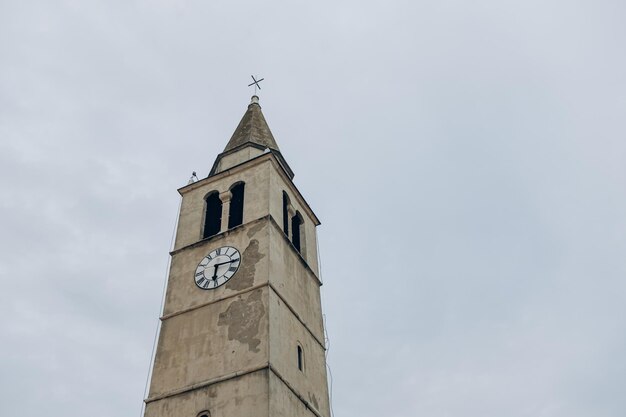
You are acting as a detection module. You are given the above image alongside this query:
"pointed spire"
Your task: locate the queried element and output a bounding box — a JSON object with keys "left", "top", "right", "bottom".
{"left": 223, "top": 95, "right": 279, "bottom": 152}
{"left": 208, "top": 95, "right": 294, "bottom": 179}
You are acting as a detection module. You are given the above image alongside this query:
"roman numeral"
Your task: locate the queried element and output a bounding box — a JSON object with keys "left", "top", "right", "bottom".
{"left": 197, "top": 277, "right": 207, "bottom": 286}
{"left": 229, "top": 266, "right": 237, "bottom": 271}
{"left": 216, "top": 248, "right": 221, "bottom": 255}
{"left": 195, "top": 272, "right": 204, "bottom": 277}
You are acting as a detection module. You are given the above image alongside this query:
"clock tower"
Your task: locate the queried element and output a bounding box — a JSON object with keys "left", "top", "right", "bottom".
{"left": 143, "top": 95, "right": 331, "bottom": 417}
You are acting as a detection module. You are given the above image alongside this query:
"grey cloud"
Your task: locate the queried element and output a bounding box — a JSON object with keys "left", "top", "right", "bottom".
{"left": 1, "top": 1, "right": 625, "bottom": 417}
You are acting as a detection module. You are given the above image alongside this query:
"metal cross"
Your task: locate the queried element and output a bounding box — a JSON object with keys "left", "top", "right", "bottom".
{"left": 248, "top": 75, "right": 264, "bottom": 95}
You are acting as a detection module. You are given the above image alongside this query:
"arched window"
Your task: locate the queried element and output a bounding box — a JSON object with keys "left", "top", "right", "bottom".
{"left": 297, "top": 344, "right": 304, "bottom": 371}
{"left": 228, "top": 182, "right": 245, "bottom": 229}
{"left": 203, "top": 191, "right": 222, "bottom": 239}
{"left": 197, "top": 411, "right": 211, "bottom": 417}
{"left": 282, "top": 191, "right": 290, "bottom": 236}
{"left": 291, "top": 211, "right": 303, "bottom": 253}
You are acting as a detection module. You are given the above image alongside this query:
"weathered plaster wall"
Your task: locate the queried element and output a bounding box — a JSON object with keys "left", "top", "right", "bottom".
{"left": 268, "top": 290, "right": 330, "bottom": 417}
{"left": 215, "top": 146, "right": 265, "bottom": 174}
{"left": 145, "top": 369, "right": 269, "bottom": 417}
{"left": 148, "top": 286, "right": 269, "bottom": 398}
{"left": 269, "top": 371, "right": 326, "bottom": 417}
{"left": 268, "top": 221, "right": 324, "bottom": 341}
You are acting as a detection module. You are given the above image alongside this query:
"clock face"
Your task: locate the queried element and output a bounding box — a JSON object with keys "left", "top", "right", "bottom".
{"left": 194, "top": 246, "right": 242, "bottom": 290}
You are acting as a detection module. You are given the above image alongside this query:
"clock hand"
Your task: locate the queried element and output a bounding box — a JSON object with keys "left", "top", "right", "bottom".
{"left": 208, "top": 259, "right": 238, "bottom": 284}
{"left": 213, "top": 259, "right": 238, "bottom": 267}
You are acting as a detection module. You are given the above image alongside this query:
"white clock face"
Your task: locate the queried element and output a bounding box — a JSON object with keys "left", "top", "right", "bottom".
{"left": 194, "top": 246, "right": 242, "bottom": 290}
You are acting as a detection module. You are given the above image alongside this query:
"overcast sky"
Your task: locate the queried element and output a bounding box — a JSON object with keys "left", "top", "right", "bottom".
{"left": 1, "top": 1, "right": 626, "bottom": 416}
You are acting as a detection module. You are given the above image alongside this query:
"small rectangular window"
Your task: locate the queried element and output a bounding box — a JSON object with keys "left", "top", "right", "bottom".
{"left": 297, "top": 345, "right": 304, "bottom": 371}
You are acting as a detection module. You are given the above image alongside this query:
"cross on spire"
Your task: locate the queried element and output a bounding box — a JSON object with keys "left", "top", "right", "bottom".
{"left": 248, "top": 75, "right": 264, "bottom": 95}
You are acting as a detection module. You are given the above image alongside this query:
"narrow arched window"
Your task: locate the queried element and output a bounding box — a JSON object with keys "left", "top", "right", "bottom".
{"left": 297, "top": 345, "right": 304, "bottom": 371}
{"left": 197, "top": 411, "right": 211, "bottom": 417}
{"left": 282, "top": 191, "right": 290, "bottom": 236}
{"left": 203, "top": 191, "right": 222, "bottom": 239}
{"left": 228, "top": 182, "right": 245, "bottom": 229}
{"left": 291, "top": 212, "right": 303, "bottom": 253}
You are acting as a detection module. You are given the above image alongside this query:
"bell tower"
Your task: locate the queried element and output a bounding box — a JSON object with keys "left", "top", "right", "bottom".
{"left": 143, "top": 96, "right": 331, "bottom": 417}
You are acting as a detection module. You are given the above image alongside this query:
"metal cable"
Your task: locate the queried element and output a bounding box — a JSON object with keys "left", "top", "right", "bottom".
{"left": 319, "top": 227, "right": 335, "bottom": 417}
{"left": 139, "top": 195, "right": 182, "bottom": 417}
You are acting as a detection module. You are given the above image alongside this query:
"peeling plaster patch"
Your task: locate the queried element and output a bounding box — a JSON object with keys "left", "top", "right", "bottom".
{"left": 218, "top": 290, "right": 264, "bottom": 352}
{"left": 246, "top": 221, "right": 266, "bottom": 238}
{"left": 226, "top": 239, "right": 265, "bottom": 291}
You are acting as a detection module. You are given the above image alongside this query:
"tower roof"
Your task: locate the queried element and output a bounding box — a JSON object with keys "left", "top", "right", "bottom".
{"left": 223, "top": 95, "right": 279, "bottom": 152}
{"left": 209, "top": 96, "right": 294, "bottom": 179}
